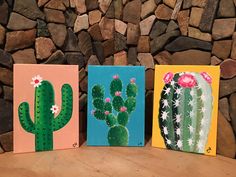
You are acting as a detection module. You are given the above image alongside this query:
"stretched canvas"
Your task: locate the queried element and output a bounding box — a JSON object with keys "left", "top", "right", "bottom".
{"left": 14, "top": 64, "right": 79, "bottom": 153}
{"left": 152, "top": 65, "right": 220, "bottom": 156}
{"left": 87, "top": 66, "right": 145, "bottom": 146}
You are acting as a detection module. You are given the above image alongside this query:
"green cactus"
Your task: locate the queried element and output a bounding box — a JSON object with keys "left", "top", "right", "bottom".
{"left": 18, "top": 80, "right": 73, "bottom": 152}
{"left": 158, "top": 72, "right": 213, "bottom": 154}
{"left": 91, "top": 75, "right": 138, "bottom": 146}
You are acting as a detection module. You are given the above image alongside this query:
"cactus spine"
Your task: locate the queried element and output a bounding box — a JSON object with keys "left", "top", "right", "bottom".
{"left": 91, "top": 75, "right": 138, "bottom": 146}
{"left": 18, "top": 80, "right": 73, "bottom": 151}
{"left": 159, "top": 72, "right": 213, "bottom": 154}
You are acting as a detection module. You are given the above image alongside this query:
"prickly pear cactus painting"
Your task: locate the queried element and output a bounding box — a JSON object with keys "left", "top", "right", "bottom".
{"left": 14, "top": 65, "right": 79, "bottom": 153}
{"left": 87, "top": 66, "right": 145, "bottom": 146}
{"left": 152, "top": 66, "right": 220, "bottom": 156}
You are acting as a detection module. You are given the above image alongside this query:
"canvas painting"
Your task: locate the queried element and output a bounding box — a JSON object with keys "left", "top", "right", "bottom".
{"left": 152, "top": 65, "right": 220, "bottom": 156}
{"left": 87, "top": 66, "right": 145, "bottom": 146}
{"left": 14, "top": 64, "right": 79, "bottom": 153}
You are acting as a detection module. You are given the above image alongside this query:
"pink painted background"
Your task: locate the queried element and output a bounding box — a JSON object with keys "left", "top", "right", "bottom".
{"left": 13, "top": 64, "right": 79, "bottom": 153}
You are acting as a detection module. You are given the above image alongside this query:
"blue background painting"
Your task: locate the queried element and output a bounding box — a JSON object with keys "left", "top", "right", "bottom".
{"left": 87, "top": 66, "right": 145, "bottom": 146}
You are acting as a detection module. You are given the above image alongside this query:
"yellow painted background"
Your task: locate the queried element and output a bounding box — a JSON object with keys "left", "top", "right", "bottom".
{"left": 152, "top": 65, "right": 220, "bottom": 156}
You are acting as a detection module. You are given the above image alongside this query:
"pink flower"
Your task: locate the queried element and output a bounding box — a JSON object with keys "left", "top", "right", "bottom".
{"left": 201, "top": 72, "right": 212, "bottom": 84}
{"left": 91, "top": 110, "right": 95, "bottom": 115}
{"left": 104, "top": 111, "right": 110, "bottom": 115}
{"left": 178, "top": 74, "right": 197, "bottom": 88}
{"left": 120, "top": 106, "right": 127, "bottom": 112}
{"left": 105, "top": 97, "right": 111, "bottom": 102}
{"left": 113, "top": 75, "right": 119, "bottom": 79}
{"left": 115, "top": 91, "right": 121, "bottom": 96}
{"left": 130, "top": 78, "right": 136, "bottom": 84}
{"left": 163, "top": 72, "right": 174, "bottom": 84}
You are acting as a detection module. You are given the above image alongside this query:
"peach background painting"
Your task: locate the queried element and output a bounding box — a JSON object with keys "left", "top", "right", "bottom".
{"left": 13, "top": 64, "right": 79, "bottom": 153}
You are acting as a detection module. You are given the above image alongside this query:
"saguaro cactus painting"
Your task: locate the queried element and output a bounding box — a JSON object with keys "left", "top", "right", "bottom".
{"left": 87, "top": 66, "right": 145, "bottom": 146}
{"left": 152, "top": 66, "right": 220, "bottom": 156}
{"left": 14, "top": 65, "right": 79, "bottom": 153}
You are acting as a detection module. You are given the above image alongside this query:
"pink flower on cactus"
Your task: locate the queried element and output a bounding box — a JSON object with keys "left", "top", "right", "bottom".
{"left": 91, "top": 110, "right": 95, "bottom": 115}
{"left": 113, "top": 74, "right": 119, "bottom": 79}
{"left": 130, "top": 78, "right": 136, "bottom": 84}
{"left": 104, "top": 111, "right": 110, "bottom": 115}
{"left": 201, "top": 72, "right": 212, "bottom": 84}
{"left": 115, "top": 91, "right": 121, "bottom": 96}
{"left": 163, "top": 72, "right": 174, "bottom": 84}
{"left": 105, "top": 97, "right": 111, "bottom": 102}
{"left": 120, "top": 106, "right": 127, "bottom": 112}
{"left": 178, "top": 74, "right": 197, "bottom": 88}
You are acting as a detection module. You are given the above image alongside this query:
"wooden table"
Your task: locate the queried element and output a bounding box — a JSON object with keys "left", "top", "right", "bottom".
{"left": 0, "top": 139, "right": 235, "bottom": 177}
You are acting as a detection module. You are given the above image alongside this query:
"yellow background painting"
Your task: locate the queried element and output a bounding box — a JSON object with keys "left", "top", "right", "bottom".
{"left": 152, "top": 65, "right": 220, "bottom": 156}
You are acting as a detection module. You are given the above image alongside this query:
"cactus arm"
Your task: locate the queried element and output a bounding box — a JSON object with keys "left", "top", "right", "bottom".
{"left": 94, "top": 109, "right": 106, "bottom": 120}
{"left": 93, "top": 98, "right": 104, "bottom": 110}
{"left": 179, "top": 88, "right": 192, "bottom": 152}
{"left": 92, "top": 85, "right": 104, "bottom": 99}
{"left": 124, "top": 97, "right": 136, "bottom": 114}
{"left": 18, "top": 102, "right": 35, "bottom": 133}
{"left": 126, "top": 83, "right": 137, "bottom": 97}
{"left": 117, "top": 111, "right": 129, "bottom": 126}
{"left": 112, "top": 96, "right": 124, "bottom": 112}
{"left": 53, "top": 84, "right": 73, "bottom": 131}
{"left": 106, "top": 114, "right": 117, "bottom": 127}
{"left": 194, "top": 73, "right": 213, "bottom": 153}
{"left": 110, "top": 78, "right": 122, "bottom": 97}
{"left": 159, "top": 84, "right": 176, "bottom": 150}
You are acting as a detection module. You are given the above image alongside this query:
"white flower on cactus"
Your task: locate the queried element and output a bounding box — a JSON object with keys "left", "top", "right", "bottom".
{"left": 201, "top": 107, "right": 206, "bottom": 113}
{"left": 189, "top": 111, "right": 194, "bottom": 118}
{"left": 173, "top": 99, "right": 180, "bottom": 108}
{"left": 175, "top": 114, "right": 181, "bottom": 123}
{"left": 188, "top": 138, "right": 193, "bottom": 146}
{"left": 188, "top": 125, "right": 194, "bottom": 133}
{"left": 201, "top": 94, "right": 206, "bottom": 101}
{"left": 163, "top": 87, "right": 171, "bottom": 95}
{"left": 162, "top": 99, "right": 169, "bottom": 108}
{"left": 161, "top": 111, "right": 168, "bottom": 121}
{"left": 189, "top": 100, "right": 194, "bottom": 107}
{"left": 165, "top": 138, "right": 171, "bottom": 145}
{"left": 30, "top": 75, "right": 43, "bottom": 88}
{"left": 163, "top": 126, "right": 168, "bottom": 135}
{"left": 176, "top": 140, "right": 182, "bottom": 148}
{"left": 199, "top": 130, "right": 204, "bottom": 137}
{"left": 176, "top": 128, "right": 181, "bottom": 136}
{"left": 50, "top": 105, "right": 59, "bottom": 114}
{"left": 197, "top": 140, "right": 204, "bottom": 150}
{"left": 190, "top": 90, "right": 195, "bottom": 96}
{"left": 175, "top": 88, "right": 182, "bottom": 95}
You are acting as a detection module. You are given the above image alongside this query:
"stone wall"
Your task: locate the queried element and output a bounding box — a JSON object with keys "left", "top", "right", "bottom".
{"left": 0, "top": 0, "right": 235, "bottom": 158}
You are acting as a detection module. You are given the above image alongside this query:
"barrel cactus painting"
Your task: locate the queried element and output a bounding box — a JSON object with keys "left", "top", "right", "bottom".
{"left": 87, "top": 66, "right": 145, "bottom": 146}
{"left": 152, "top": 66, "right": 220, "bottom": 156}
{"left": 14, "top": 65, "right": 79, "bottom": 153}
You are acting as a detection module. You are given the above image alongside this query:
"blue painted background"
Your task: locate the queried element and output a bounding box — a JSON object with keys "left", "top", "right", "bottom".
{"left": 87, "top": 66, "right": 145, "bottom": 146}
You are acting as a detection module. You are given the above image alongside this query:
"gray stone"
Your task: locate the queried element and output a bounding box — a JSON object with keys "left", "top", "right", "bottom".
{"left": 0, "top": 0, "right": 9, "bottom": 25}
{"left": 165, "top": 36, "right": 212, "bottom": 52}
{"left": 3, "top": 86, "right": 13, "bottom": 101}
{"left": 151, "top": 30, "right": 180, "bottom": 54}
{"left": 48, "top": 23, "right": 67, "bottom": 47}
{"left": 166, "top": 20, "right": 179, "bottom": 32}
{"left": 7, "top": 12, "right": 37, "bottom": 30}
{"left": 199, "top": 0, "right": 220, "bottom": 32}
{"left": 0, "top": 68, "right": 13, "bottom": 86}
{"left": 0, "top": 99, "right": 13, "bottom": 134}
{"left": 150, "top": 21, "right": 168, "bottom": 39}
{"left": 37, "top": 19, "right": 50, "bottom": 37}
{"left": 65, "top": 52, "right": 85, "bottom": 69}
{"left": 128, "top": 47, "right": 137, "bottom": 65}
{"left": 93, "top": 41, "right": 104, "bottom": 64}
{"left": 14, "top": 0, "right": 45, "bottom": 20}
{"left": 0, "top": 131, "right": 13, "bottom": 152}
{"left": 229, "top": 93, "right": 236, "bottom": 134}
{"left": 63, "top": 28, "right": 79, "bottom": 52}
{"left": 44, "top": 50, "right": 66, "bottom": 64}
{"left": 0, "top": 49, "right": 13, "bottom": 68}
{"left": 220, "top": 77, "right": 236, "bottom": 98}
{"left": 65, "top": 9, "right": 76, "bottom": 27}
{"left": 114, "top": 32, "right": 127, "bottom": 52}
{"left": 183, "top": 0, "right": 192, "bottom": 9}
{"left": 219, "top": 98, "right": 230, "bottom": 121}
{"left": 78, "top": 31, "right": 93, "bottom": 59}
